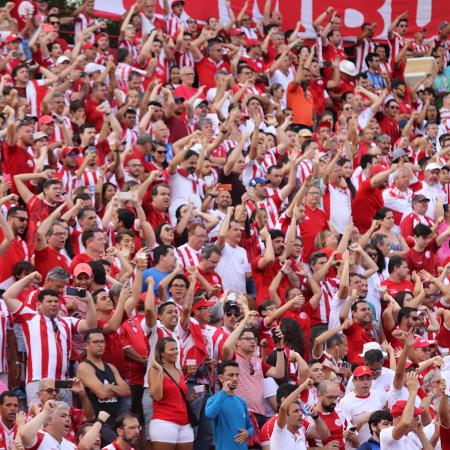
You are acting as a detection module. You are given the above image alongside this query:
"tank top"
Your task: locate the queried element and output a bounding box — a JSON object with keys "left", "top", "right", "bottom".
{"left": 84, "top": 359, "right": 119, "bottom": 424}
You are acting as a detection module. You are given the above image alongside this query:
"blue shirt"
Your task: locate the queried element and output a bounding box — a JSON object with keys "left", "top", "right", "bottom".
{"left": 365, "top": 70, "right": 386, "bottom": 89}
{"left": 357, "top": 438, "right": 381, "bottom": 450}
{"left": 206, "top": 390, "right": 254, "bottom": 450}
{"left": 141, "top": 267, "right": 170, "bottom": 296}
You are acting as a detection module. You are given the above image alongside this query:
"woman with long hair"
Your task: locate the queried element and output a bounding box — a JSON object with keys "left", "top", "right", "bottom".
{"left": 149, "top": 337, "right": 194, "bottom": 450}
{"left": 373, "top": 207, "right": 408, "bottom": 256}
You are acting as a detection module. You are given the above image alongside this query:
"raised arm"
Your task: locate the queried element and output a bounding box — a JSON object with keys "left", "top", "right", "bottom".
{"left": 222, "top": 311, "right": 258, "bottom": 360}
{"left": 3, "top": 271, "right": 42, "bottom": 313}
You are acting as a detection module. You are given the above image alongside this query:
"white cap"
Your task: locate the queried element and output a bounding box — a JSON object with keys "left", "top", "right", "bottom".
{"left": 190, "top": 143, "right": 203, "bottom": 154}
{"left": 339, "top": 60, "right": 358, "bottom": 77}
{"left": 193, "top": 98, "right": 208, "bottom": 109}
{"left": 84, "top": 63, "right": 105, "bottom": 75}
{"left": 425, "top": 162, "right": 442, "bottom": 171}
{"left": 56, "top": 55, "right": 70, "bottom": 65}
{"left": 358, "top": 342, "right": 387, "bottom": 358}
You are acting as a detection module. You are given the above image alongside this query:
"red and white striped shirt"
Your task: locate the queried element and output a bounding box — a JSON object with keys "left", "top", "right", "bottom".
{"left": 247, "top": 191, "right": 283, "bottom": 230}
{"left": 118, "top": 39, "right": 141, "bottom": 65}
{"left": 176, "top": 243, "right": 200, "bottom": 268}
{"left": 176, "top": 50, "right": 195, "bottom": 69}
{"left": 166, "top": 13, "right": 184, "bottom": 40}
{"left": 355, "top": 38, "right": 376, "bottom": 73}
{"left": 389, "top": 31, "right": 406, "bottom": 65}
{"left": 311, "top": 277, "right": 338, "bottom": 326}
{"left": 13, "top": 304, "right": 81, "bottom": 382}
{"left": 297, "top": 159, "right": 313, "bottom": 184}
{"left": 55, "top": 168, "right": 80, "bottom": 197}
{"left": 115, "top": 63, "right": 147, "bottom": 91}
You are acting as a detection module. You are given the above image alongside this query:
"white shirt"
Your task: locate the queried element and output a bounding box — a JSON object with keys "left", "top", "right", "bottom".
{"left": 379, "top": 426, "right": 423, "bottom": 450}
{"left": 417, "top": 181, "right": 448, "bottom": 218}
{"left": 329, "top": 292, "right": 348, "bottom": 329}
{"left": 326, "top": 183, "right": 352, "bottom": 234}
{"left": 345, "top": 367, "right": 395, "bottom": 406}
{"left": 269, "top": 420, "right": 312, "bottom": 450}
{"left": 27, "top": 431, "right": 76, "bottom": 450}
{"left": 338, "top": 391, "right": 384, "bottom": 443}
{"left": 387, "top": 385, "right": 422, "bottom": 408}
{"left": 216, "top": 242, "right": 250, "bottom": 293}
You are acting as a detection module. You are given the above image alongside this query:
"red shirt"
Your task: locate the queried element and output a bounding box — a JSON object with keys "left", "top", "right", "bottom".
{"left": 2, "top": 144, "right": 35, "bottom": 192}
{"left": 121, "top": 315, "right": 148, "bottom": 385}
{"left": 441, "top": 425, "right": 450, "bottom": 450}
{"left": 196, "top": 267, "right": 223, "bottom": 297}
{"left": 26, "top": 196, "right": 61, "bottom": 254}
{"left": 173, "top": 85, "right": 203, "bottom": 100}
{"left": 312, "top": 410, "right": 346, "bottom": 449}
{"left": 378, "top": 113, "right": 400, "bottom": 143}
{"left": 98, "top": 311, "right": 128, "bottom": 378}
{"left": 35, "top": 246, "right": 70, "bottom": 281}
{"left": 405, "top": 245, "right": 439, "bottom": 276}
{"left": 343, "top": 322, "right": 375, "bottom": 364}
{"left": 381, "top": 278, "right": 414, "bottom": 297}
{"left": 143, "top": 202, "right": 171, "bottom": 230}
{"left": 196, "top": 57, "right": 230, "bottom": 89}
{"left": 300, "top": 205, "right": 328, "bottom": 260}
{"left": 0, "top": 234, "right": 28, "bottom": 286}
{"left": 352, "top": 180, "right": 384, "bottom": 234}
{"left": 84, "top": 96, "right": 104, "bottom": 132}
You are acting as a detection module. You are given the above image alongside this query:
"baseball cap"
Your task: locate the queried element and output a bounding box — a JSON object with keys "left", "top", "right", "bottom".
{"left": 73, "top": 263, "right": 93, "bottom": 277}
{"left": 193, "top": 99, "right": 208, "bottom": 109}
{"left": 56, "top": 55, "right": 70, "bottom": 66}
{"left": 425, "top": 162, "right": 442, "bottom": 171}
{"left": 33, "top": 131, "right": 48, "bottom": 141}
{"left": 412, "top": 194, "right": 430, "bottom": 203}
{"left": 62, "top": 146, "right": 80, "bottom": 158}
{"left": 84, "top": 62, "right": 105, "bottom": 75}
{"left": 249, "top": 177, "right": 269, "bottom": 187}
{"left": 224, "top": 302, "right": 240, "bottom": 313}
{"left": 413, "top": 337, "right": 432, "bottom": 349}
{"left": 246, "top": 39, "right": 261, "bottom": 48}
{"left": 318, "top": 120, "right": 332, "bottom": 130}
{"left": 353, "top": 366, "right": 373, "bottom": 378}
{"left": 358, "top": 342, "right": 387, "bottom": 358}
{"left": 171, "top": 0, "right": 185, "bottom": 7}
{"left": 5, "top": 34, "right": 22, "bottom": 44}
{"left": 298, "top": 128, "right": 313, "bottom": 137}
{"left": 191, "top": 298, "right": 215, "bottom": 312}
{"left": 95, "top": 32, "right": 109, "bottom": 42}
{"left": 230, "top": 28, "right": 245, "bottom": 36}
{"left": 391, "top": 148, "right": 406, "bottom": 161}
{"left": 370, "top": 164, "right": 388, "bottom": 176}
{"left": 38, "top": 115, "right": 54, "bottom": 125}
{"left": 390, "top": 400, "right": 424, "bottom": 418}
{"left": 82, "top": 41, "right": 94, "bottom": 50}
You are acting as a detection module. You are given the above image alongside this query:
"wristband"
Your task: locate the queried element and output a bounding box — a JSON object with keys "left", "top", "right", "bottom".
{"left": 311, "top": 415, "right": 319, "bottom": 420}
{"left": 276, "top": 348, "right": 284, "bottom": 352}
{"left": 96, "top": 418, "right": 106, "bottom": 425}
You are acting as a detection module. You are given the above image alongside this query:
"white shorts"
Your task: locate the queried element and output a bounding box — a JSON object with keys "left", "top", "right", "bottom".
{"left": 149, "top": 419, "right": 194, "bottom": 444}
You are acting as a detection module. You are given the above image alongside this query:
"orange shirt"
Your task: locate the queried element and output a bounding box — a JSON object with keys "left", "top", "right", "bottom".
{"left": 287, "top": 82, "right": 314, "bottom": 126}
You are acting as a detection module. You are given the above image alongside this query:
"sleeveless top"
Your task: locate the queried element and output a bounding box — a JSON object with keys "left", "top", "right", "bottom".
{"left": 84, "top": 359, "right": 119, "bottom": 424}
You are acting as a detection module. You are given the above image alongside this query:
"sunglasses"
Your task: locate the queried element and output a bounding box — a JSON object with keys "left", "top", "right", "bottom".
{"left": 155, "top": 150, "right": 167, "bottom": 155}
{"left": 226, "top": 311, "right": 240, "bottom": 317}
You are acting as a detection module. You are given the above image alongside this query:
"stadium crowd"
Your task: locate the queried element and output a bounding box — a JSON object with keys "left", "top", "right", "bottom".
{"left": 0, "top": 0, "right": 449, "bottom": 449}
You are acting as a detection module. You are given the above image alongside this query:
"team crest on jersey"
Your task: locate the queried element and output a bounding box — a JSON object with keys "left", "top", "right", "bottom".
{"left": 27, "top": 160, "right": 34, "bottom": 167}
{"left": 335, "top": 419, "right": 342, "bottom": 426}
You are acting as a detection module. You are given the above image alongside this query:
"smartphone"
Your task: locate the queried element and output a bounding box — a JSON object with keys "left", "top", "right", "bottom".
{"left": 88, "top": 145, "right": 96, "bottom": 153}
{"left": 298, "top": 401, "right": 309, "bottom": 415}
{"left": 66, "top": 287, "right": 86, "bottom": 297}
{"left": 42, "top": 23, "right": 55, "bottom": 33}
{"left": 55, "top": 379, "right": 73, "bottom": 389}
{"left": 271, "top": 328, "right": 280, "bottom": 344}
{"left": 348, "top": 426, "right": 357, "bottom": 432}
{"left": 118, "top": 191, "right": 133, "bottom": 201}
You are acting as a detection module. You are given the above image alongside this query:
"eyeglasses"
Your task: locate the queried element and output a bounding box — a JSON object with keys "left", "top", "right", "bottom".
{"left": 89, "top": 339, "right": 105, "bottom": 344}
{"left": 225, "top": 312, "right": 240, "bottom": 317}
{"left": 182, "top": 72, "right": 195, "bottom": 76}
{"left": 40, "top": 388, "right": 60, "bottom": 394}
{"left": 51, "top": 232, "right": 68, "bottom": 237}
{"left": 122, "top": 425, "right": 142, "bottom": 431}
{"left": 49, "top": 21, "right": 60, "bottom": 25}
{"left": 240, "top": 336, "right": 257, "bottom": 342}
{"left": 390, "top": 105, "right": 399, "bottom": 110}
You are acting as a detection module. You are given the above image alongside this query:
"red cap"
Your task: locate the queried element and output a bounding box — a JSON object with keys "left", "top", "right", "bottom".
{"left": 370, "top": 164, "right": 388, "bottom": 176}
{"left": 391, "top": 400, "right": 425, "bottom": 418}
{"left": 230, "top": 28, "right": 245, "bottom": 36}
{"left": 405, "top": 360, "right": 419, "bottom": 369}
{"left": 62, "top": 146, "right": 80, "bottom": 158}
{"left": 73, "top": 263, "right": 93, "bottom": 277}
{"left": 5, "top": 34, "right": 22, "bottom": 43}
{"left": 246, "top": 39, "right": 261, "bottom": 48}
{"left": 353, "top": 366, "right": 373, "bottom": 378}
{"left": 95, "top": 32, "right": 109, "bottom": 42}
{"left": 413, "top": 337, "right": 432, "bottom": 349}
{"left": 191, "top": 298, "right": 215, "bottom": 312}
{"left": 83, "top": 41, "right": 94, "bottom": 50}
{"left": 413, "top": 27, "right": 427, "bottom": 34}
{"left": 123, "top": 153, "right": 142, "bottom": 167}
{"left": 318, "top": 120, "right": 333, "bottom": 130}
{"left": 38, "top": 115, "right": 54, "bottom": 125}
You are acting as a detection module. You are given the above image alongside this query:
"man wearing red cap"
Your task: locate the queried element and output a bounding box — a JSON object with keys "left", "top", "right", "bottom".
{"left": 338, "top": 366, "right": 384, "bottom": 444}
{"left": 380, "top": 372, "right": 433, "bottom": 449}
{"left": 55, "top": 147, "right": 82, "bottom": 196}
{"left": 352, "top": 164, "right": 398, "bottom": 233}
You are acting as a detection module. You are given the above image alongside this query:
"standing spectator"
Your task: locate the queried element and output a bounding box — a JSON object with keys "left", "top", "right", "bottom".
{"left": 149, "top": 337, "right": 194, "bottom": 449}
{"left": 2, "top": 271, "right": 97, "bottom": 404}
{"left": 357, "top": 410, "right": 394, "bottom": 450}
{"left": 77, "top": 329, "right": 131, "bottom": 445}
{"left": 205, "top": 360, "right": 253, "bottom": 450}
